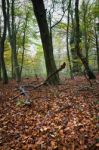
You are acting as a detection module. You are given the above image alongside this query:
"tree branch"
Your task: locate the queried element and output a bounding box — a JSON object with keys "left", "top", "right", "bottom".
{"left": 12, "top": 62, "right": 66, "bottom": 101}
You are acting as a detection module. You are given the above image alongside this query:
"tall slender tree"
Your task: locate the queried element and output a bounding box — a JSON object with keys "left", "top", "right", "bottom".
{"left": 66, "top": 0, "right": 73, "bottom": 78}
{"left": 0, "top": 15, "right": 2, "bottom": 81}
{"left": 94, "top": 0, "right": 99, "bottom": 72}
{"left": 0, "top": 0, "right": 8, "bottom": 83}
{"left": 20, "top": 12, "right": 28, "bottom": 77}
{"left": 31, "top": 0, "right": 59, "bottom": 85}
{"left": 75, "top": 0, "right": 96, "bottom": 79}
{"left": 81, "top": 0, "right": 90, "bottom": 65}
{"left": 95, "top": 23, "right": 99, "bottom": 72}
{"left": 70, "top": 10, "right": 82, "bottom": 75}
{"left": 7, "top": 0, "right": 21, "bottom": 82}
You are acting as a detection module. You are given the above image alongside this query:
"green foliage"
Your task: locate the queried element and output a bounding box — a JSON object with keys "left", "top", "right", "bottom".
{"left": 92, "top": 2, "right": 99, "bottom": 17}
{"left": 57, "top": 22, "right": 67, "bottom": 30}
{"left": 32, "top": 44, "right": 46, "bottom": 76}
{"left": 1, "top": 0, "right": 98, "bottom": 79}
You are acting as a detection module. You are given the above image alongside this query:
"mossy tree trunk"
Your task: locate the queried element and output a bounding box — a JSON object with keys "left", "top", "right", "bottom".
{"left": 70, "top": 11, "right": 82, "bottom": 75}
{"left": 66, "top": 0, "right": 73, "bottom": 78}
{"left": 75, "top": 0, "right": 96, "bottom": 79}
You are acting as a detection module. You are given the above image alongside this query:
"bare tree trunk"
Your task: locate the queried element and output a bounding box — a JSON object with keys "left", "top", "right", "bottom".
{"left": 11, "top": 51, "right": 15, "bottom": 78}
{"left": 75, "top": 0, "right": 96, "bottom": 79}
{"left": 31, "top": 0, "right": 59, "bottom": 85}
{"left": 0, "top": 16, "right": 2, "bottom": 81}
{"left": 20, "top": 13, "right": 28, "bottom": 78}
{"left": 82, "top": 1, "right": 89, "bottom": 65}
{"left": 70, "top": 10, "right": 82, "bottom": 75}
{"left": 7, "top": 0, "right": 21, "bottom": 82}
{"left": 0, "top": 0, "right": 8, "bottom": 84}
{"left": 66, "top": 0, "right": 73, "bottom": 78}
{"left": 0, "top": 64, "right": 1, "bottom": 81}
{"left": 7, "top": 0, "right": 14, "bottom": 79}
{"left": 83, "top": 22, "right": 89, "bottom": 65}
{"left": 95, "top": 26, "right": 99, "bottom": 72}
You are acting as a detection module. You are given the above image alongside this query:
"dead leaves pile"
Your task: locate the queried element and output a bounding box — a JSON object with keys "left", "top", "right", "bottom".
{"left": 0, "top": 76, "right": 99, "bottom": 150}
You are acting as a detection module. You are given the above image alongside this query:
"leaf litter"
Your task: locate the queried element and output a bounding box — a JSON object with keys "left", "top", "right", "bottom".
{"left": 0, "top": 76, "right": 99, "bottom": 149}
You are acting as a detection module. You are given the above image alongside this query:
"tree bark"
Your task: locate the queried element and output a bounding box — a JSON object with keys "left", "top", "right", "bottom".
{"left": 31, "top": 0, "right": 59, "bottom": 85}
{"left": 94, "top": 24, "right": 99, "bottom": 72}
{"left": 20, "top": 13, "right": 28, "bottom": 78}
{"left": 75, "top": 0, "right": 96, "bottom": 79}
{"left": 7, "top": 0, "right": 21, "bottom": 82}
{"left": 66, "top": 0, "right": 73, "bottom": 78}
{"left": 83, "top": 19, "right": 89, "bottom": 65}
{"left": 0, "top": 0, "right": 8, "bottom": 84}
{"left": 0, "top": 64, "right": 1, "bottom": 81}
{"left": 82, "top": 1, "right": 89, "bottom": 65}
{"left": 0, "top": 16, "right": 2, "bottom": 81}
{"left": 70, "top": 10, "right": 82, "bottom": 75}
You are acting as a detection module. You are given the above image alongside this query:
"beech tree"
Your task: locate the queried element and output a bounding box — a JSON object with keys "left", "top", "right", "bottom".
{"left": 31, "top": 0, "right": 59, "bottom": 85}
{"left": 81, "top": 0, "right": 90, "bottom": 65}
{"left": 75, "top": 0, "right": 96, "bottom": 79}
{"left": 0, "top": 0, "right": 8, "bottom": 83}
{"left": 94, "top": 0, "right": 99, "bottom": 72}
{"left": 70, "top": 10, "right": 82, "bottom": 75}
{"left": 66, "top": 0, "right": 73, "bottom": 78}
{"left": 7, "top": 0, "right": 21, "bottom": 82}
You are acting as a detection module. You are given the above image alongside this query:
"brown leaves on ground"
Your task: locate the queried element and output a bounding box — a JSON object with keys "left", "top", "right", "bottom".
{"left": 0, "top": 76, "right": 99, "bottom": 150}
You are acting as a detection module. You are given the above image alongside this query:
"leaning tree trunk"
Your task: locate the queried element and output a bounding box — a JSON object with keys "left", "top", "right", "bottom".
{"left": 0, "top": 0, "right": 8, "bottom": 84}
{"left": 31, "top": 0, "right": 59, "bottom": 85}
{"left": 75, "top": 0, "right": 96, "bottom": 79}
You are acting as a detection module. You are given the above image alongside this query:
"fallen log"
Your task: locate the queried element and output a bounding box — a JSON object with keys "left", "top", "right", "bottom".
{"left": 23, "top": 62, "right": 66, "bottom": 89}
{"left": 12, "top": 62, "right": 66, "bottom": 102}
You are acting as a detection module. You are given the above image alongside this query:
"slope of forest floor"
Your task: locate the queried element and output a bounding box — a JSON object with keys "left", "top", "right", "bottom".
{"left": 0, "top": 75, "right": 99, "bottom": 150}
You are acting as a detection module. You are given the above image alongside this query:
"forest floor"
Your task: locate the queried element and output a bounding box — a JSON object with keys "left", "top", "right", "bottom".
{"left": 0, "top": 75, "right": 99, "bottom": 150}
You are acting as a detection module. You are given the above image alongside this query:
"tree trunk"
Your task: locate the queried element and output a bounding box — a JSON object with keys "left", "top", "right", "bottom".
{"left": 11, "top": 51, "right": 15, "bottom": 78}
{"left": 82, "top": 1, "right": 89, "bottom": 65}
{"left": 0, "top": 51, "right": 8, "bottom": 83}
{"left": 75, "top": 0, "right": 96, "bottom": 79}
{"left": 7, "top": 0, "right": 20, "bottom": 82}
{"left": 66, "top": 0, "right": 73, "bottom": 78}
{"left": 83, "top": 22, "right": 89, "bottom": 65}
{"left": 0, "top": 62, "right": 1, "bottom": 80}
{"left": 70, "top": 10, "right": 82, "bottom": 75}
{"left": 20, "top": 13, "right": 28, "bottom": 78}
{"left": 31, "top": 0, "right": 59, "bottom": 85}
{"left": 12, "top": 45, "right": 21, "bottom": 82}
{"left": 0, "top": 0, "right": 8, "bottom": 84}
{"left": 95, "top": 26, "right": 99, "bottom": 72}
{"left": 0, "top": 16, "right": 1, "bottom": 81}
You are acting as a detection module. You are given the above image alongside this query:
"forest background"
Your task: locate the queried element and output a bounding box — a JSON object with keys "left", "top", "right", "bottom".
{"left": 0, "top": 0, "right": 99, "bottom": 84}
